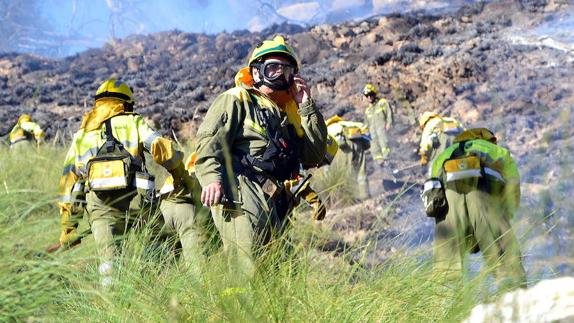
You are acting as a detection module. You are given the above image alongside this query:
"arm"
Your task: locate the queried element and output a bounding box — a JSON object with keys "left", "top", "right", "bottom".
{"left": 290, "top": 75, "right": 327, "bottom": 167}
{"left": 137, "top": 116, "right": 183, "bottom": 172}
{"left": 195, "top": 92, "right": 245, "bottom": 205}
{"left": 501, "top": 150, "right": 521, "bottom": 216}
{"left": 298, "top": 99, "right": 328, "bottom": 166}
{"left": 58, "top": 141, "right": 83, "bottom": 245}
{"left": 379, "top": 99, "right": 393, "bottom": 128}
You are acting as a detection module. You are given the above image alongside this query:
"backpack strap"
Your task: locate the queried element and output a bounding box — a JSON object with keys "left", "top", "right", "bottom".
{"left": 104, "top": 119, "right": 116, "bottom": 153}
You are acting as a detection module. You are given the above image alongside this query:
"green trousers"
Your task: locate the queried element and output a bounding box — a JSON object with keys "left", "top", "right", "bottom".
{"left": 159, "top": 196, "right": 213, "bottom": 270}
{"left": 86, "top": 190, "right": 156, "bottom": 283}
{"left": 211, "top": 175, "right": 288, "bottom": 279}
{"left": 369, "top": 126, "right": 390, "bottom": 161}
{"left": 342, "top": 138, "right": 370, "bottom": 200}
{"left": 433, "top": 187, "right": 526, "bottom": 288}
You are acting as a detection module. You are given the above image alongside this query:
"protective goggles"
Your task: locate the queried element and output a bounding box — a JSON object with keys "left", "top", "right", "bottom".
{"left": 260, "top": 59, "right": 296, "bottom": 81}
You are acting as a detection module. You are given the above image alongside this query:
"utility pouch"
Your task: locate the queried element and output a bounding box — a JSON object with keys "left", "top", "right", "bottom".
{"left": 421, "top": 178, "right": 448, "bottom": 219}
{"left": 262, "top": 178, "right": 280, "bottom": 199}
{"left": 134, "top": 171, "right": 155, "bottom": 201}
{"left": 444, "top": 155, "right": 481, "bottom": 193}
{"left": 87, "top": 158, "right": 130, "bottom": 191}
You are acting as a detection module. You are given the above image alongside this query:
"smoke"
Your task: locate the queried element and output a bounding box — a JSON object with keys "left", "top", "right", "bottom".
{"left": 0, "top": 0, "right": 513, "bottom": 58}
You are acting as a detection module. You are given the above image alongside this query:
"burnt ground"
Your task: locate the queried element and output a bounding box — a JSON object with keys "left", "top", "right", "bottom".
{"left": 0, "top": 0, "right": 573, "bottom": 278}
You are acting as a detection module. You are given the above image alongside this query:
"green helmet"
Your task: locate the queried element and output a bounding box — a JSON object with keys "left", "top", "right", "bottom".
{"left": 248, "top": 35, "right": 299, "bottom": 72}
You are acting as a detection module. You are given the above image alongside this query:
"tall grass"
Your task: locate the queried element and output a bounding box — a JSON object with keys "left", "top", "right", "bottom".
{"left": 0, "top": 145, "right": 488, "bottom": 322}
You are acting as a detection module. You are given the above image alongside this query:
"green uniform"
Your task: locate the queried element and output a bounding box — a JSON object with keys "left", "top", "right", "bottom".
{"left": 429, "top": 138, "right": 526, "bottom": 288}
{"left": 58, "top": 99, "right": 185, "bottom": 284}
{"left": 158, "top": 166, "right": 216, "bottom": 271}
{"left": 419, "top": 116, "right": 463, "bottom": 175}
{"left": 364, "top": 98, "right": 392, "bottom": 161}
{"left": 327, "top": 119, "right": 370, "bottom": 200}
{"left": 195, "top": 86, "right": 327, "bottom": 277}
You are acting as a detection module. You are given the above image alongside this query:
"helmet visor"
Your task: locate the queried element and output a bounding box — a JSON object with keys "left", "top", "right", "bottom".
{"left": 262, "top": 60, "right": 296, "bottom": 81}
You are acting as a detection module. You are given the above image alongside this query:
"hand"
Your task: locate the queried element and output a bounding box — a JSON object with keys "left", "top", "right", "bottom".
{"left": 201, "top": 181, "right": 224, "bottom": 207}
{"left": 291, "top": 75, "right": 311, "bottom": 104}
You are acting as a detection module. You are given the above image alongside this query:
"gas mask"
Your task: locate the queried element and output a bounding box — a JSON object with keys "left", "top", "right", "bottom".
{"left": 253, "top": 59, "right": 296, "bottom": 91}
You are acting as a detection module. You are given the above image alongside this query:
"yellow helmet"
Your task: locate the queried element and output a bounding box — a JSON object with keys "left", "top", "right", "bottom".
{"left": 248, "top": 35, "right": 299, "bottom": 72}
{"left": 362, "top": 83, "right": 378, "bottom": 96}
{"left": 419, "top": 111, "right": 439, "bottom": 128}
{"left": 95, "top": 78, "right": 135, "bottom": 106}
{"left": 18, "top": 114, "right": 31, "bottom": 123}
{"left": 454, "top": 128, "right": 497, "bottom": 144}
{"left": 324, "top": 134, "right": 339, "bottom": 165}
{"left": 325, "top": 115, "right": 344, "bottom": 126}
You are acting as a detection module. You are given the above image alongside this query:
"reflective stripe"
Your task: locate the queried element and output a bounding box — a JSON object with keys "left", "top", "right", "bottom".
{"left": 245, "top": 118, "right": 266, "bottom": 136}
{"left": 76, "top": 147, "right": 99, "bottom": 165}
{"left": 484, "top": 167, "right": 506, "bottom": 183}
{"left": 89, "top": 177, "right": 128, "bottom": 189}
{"left": 62, "top": 164, "right": 78, "bottom": 176}
{"left": 445, "top": 169, "right": 482, "bottom": 182}
{"left": 143, "top": 132, "right": 160, "bottom": 151}
{"left": 159, "top": 184, "right": 174, "bottom": 195}
{"left": 443, "top": 127, "right": 463, "bottom": 135}
{"left": 423, "top": 180, "right": 443, "bottom": 193}
{"left": 72, "top": 182, "right": 84, "bottom": 192}
{"left": 59, "top": 194, "right": 73, "bottom": 203}
{"left": 9, "top": 136, "right": 28, "bottom": 145}
{"left": 134, "top": 177, "right": 154, "bottom": 190}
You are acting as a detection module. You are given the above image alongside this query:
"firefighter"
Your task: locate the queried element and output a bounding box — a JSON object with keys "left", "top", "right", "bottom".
{"left": 418, "top": 111, "right": 464, "bottom": 175}
{"left": 57, "top": 78, "right": 194, "bottom": 286}
{"left": 8, "top": 114, "right": 44, "bottom": 150}
{"left": 194, "top": 35, "right": 327, "bottom": 278}
{"left": 326, "top": 115, "right": 371, "bottom": 200}
{"left": 422, "top": 128, "right": 526, "bottom": 289}
{"left": 361, "top": 83, "right": 393, "bottom": 165}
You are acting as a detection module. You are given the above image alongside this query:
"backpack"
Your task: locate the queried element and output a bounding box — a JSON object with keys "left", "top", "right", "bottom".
{"left": 86, "top": 118, "right": 141, "bottom": 192}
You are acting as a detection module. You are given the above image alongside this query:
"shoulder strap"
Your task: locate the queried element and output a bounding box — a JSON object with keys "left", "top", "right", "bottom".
{"left": 104, "top": 119, "right": 116, "bottom": 153}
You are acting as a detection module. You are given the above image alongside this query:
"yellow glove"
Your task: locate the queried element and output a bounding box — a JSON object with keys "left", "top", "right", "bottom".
{"left": 300, "top": 185, "right": 326, "bottom": 221}
{"left": 59, "top": 227, "right": 79, "bottom": 246}
{"left": 419, "top": 155, "right": 428, "bottom": 166}
{"left": 59, "top": 206, "right": 81, "bottom": 245}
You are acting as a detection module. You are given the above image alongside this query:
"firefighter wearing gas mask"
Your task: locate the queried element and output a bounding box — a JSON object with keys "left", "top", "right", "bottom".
{"left": 194, "top": 35, "right": 328, "bottom": 278}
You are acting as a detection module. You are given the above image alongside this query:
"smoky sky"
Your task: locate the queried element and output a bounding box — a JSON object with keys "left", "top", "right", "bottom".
{"left": 0, "top": 0, "right": 502, "bottom": 57}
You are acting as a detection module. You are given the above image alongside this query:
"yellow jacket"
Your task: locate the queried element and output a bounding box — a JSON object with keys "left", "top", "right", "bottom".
{"left": 9, "top": 120, "right": 44, "bottom": 144}
{"left": 419, "top": 116, "right": 463, "bottom": 157}
{"left": 58, "top": 99, "right": 183, "bottom": 224}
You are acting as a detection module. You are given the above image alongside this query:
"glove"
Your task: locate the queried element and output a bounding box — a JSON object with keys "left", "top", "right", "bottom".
{"left": 300, "top": 185, "right": 326, "bottom": 221}
{"left": 59, "top": 208, "right": 80, "bottom": 245}
{"left": 59, "top": 227, "right": 79, "bottom": 246}
{"left": 420, "top": 155, "right": 428, "bottom": 166}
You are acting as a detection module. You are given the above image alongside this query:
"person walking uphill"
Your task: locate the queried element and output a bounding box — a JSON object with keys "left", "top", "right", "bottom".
{"left": 194, "top": 35, "right": 328, "bottom": 278}
{"left": 421, "top": 128, "right": 526, "bottom": 290}
{"left": 8, "top": 114, "right": 45, "bottom": 150}
{"left": 57, "top": 79, "right": 194, "bottom": 287}
{"left": 361, "top": 83, "right": 393, "bottom": 165}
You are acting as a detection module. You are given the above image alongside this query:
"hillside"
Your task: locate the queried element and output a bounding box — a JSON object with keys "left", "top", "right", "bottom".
{"left": 0, "top": 0, "right": 573, "bottom": 276}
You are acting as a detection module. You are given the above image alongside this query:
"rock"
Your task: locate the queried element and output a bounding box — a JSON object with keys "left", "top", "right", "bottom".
{"left": 463, "top": 277, "right": 574, "bottom": 323}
